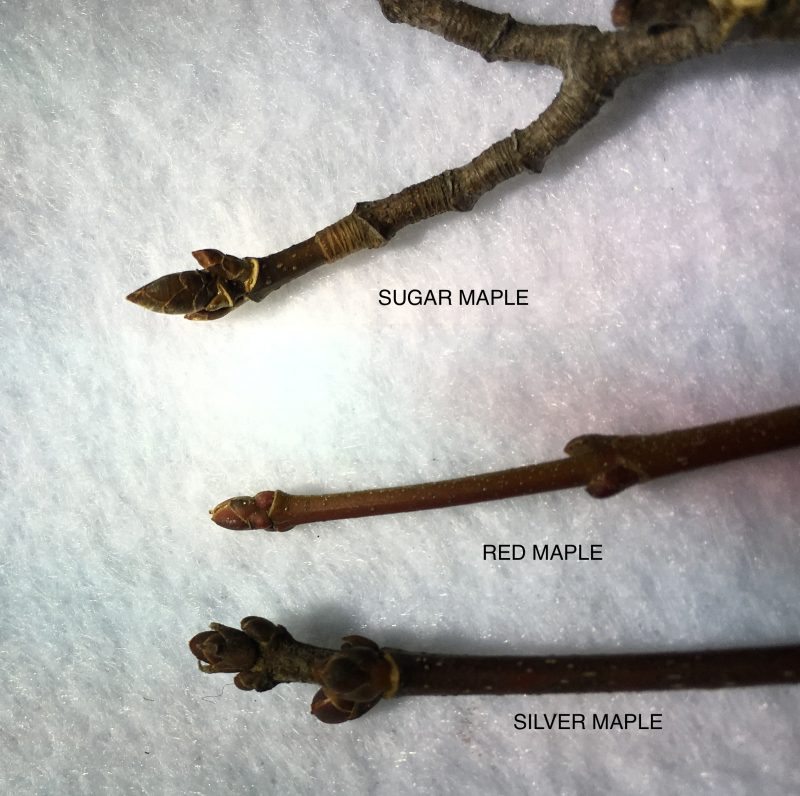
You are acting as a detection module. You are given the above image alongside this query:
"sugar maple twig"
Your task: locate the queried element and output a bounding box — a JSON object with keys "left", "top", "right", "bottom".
{"left": 210, "top": 403, "right": 800, "bottom": 532}
{"left": 189, "top": 617, "right": 800, "bottom": 723}
{"left": 127, "top": 0, "right": 800, "bottom": 320}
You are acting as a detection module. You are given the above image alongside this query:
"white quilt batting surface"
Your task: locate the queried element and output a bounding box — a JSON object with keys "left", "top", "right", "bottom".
{"left": 2, "top": 1, "right": 799, "bottom": 794}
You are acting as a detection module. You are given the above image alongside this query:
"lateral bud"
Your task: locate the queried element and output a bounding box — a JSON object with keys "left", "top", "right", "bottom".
{"left": 192, "top": 249, "right": 226, "bottom": 269}
{"left": 309, "top": 636, "right": 395, "bottom": 724}
{"left": 310, "top": 688, "right": 383, "bottom": 724}
{"left": 564, "top": 433, "right": 645, "bottom": 498}
{"left": 316, "top": 640, "right": 394, "bottom": 704}
{"left": 611, "top": 0, "right": 716, "bottom": 32}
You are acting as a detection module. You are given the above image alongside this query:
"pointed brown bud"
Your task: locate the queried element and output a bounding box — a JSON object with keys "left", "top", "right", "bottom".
{"left": 126, "top": 271, "right": 217, "bottom": 315}
{"left": 128, "top": 251, "right": 255, "bottom": 319}
{"left": 192, "top": 249, "right": 226, "bottom": 269}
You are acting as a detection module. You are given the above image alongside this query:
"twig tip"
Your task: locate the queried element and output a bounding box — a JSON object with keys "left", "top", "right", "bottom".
{"left": 210, "top": 495, "right": 275, "bottom": 531}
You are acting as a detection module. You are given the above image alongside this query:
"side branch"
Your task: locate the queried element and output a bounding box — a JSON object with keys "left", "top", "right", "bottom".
{"left": 189, "top": 616, "right": 800, "bottom": 724}
{"left": 377, "top": 0, "right": 586, "bottom": 68}
{"left": 126, "top": 0, "right": 799, "bottom": 321}
{"left": 210, "top": 404, "right": 800, "bottom": 532}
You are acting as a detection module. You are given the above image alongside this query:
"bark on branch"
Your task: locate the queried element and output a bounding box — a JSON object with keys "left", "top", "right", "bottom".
{"left": 127, "top": 0, "right": 800, "bottom": 320}
{"left": 209, "top": 403, "right": 800, "bottom": 533}
{"left": 189, "top": 616, "right": 800, "bottom": 723}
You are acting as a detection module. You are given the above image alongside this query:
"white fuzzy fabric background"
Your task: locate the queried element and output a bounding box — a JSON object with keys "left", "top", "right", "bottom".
{"left": 2, "top": 0, "right": 799, "bottom": 793}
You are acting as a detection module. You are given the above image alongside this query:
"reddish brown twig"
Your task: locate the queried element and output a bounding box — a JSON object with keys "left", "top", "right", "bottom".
{"left": 189, "top": 617, "right": 800, "bottom": 724}
{"left": 127, "top": 0, "right": 800, "bottom": 320}
{"left": 210, "top": 404, "right": 800, "bottom": 532}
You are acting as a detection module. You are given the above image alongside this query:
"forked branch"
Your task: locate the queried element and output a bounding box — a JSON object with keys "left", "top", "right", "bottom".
{"left": 210, "top": 403, "right": 800, "bottom": 532}
{"left": 189, "top": 616, "right": 800, "bottom": 723}
{"left": 127, "top": 0, "right": 800, "bottom": 320}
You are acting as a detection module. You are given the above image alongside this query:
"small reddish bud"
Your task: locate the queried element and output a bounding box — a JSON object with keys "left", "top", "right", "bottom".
{"left": 254, "top": 491, "right": 276, "bottom": 510}
{"left": 210, "top": 496, "right": 274, "bottom": 531}
{"left": 586, "top": 464, "right": 640, "bottom": 498}
{"left": 246, "top": 509, "right": 271, "bottom": 529}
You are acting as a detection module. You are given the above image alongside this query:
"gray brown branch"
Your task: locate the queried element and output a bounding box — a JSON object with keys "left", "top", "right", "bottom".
{"left": 209, "top": 403, "right": 800, "bottom": 532}
{"left": 189, "top": 616, "right": 800, "bottom": 724}
{"left": 127, "top": 0, "right": 800, "bottom": 321}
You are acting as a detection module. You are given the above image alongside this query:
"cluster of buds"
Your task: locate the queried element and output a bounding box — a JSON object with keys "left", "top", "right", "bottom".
{"left": 189, "top": 617, "right": 398, "bottom": 723}
{"left": 127, "top": 249, "right": 258, "bottom": 320}
{"left": 189, "top": 618, "right": 800, "bottom": 725}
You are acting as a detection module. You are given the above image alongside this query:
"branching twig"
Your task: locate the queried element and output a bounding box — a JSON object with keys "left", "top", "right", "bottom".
{"left": 127, "top": 0, "right": 800, "bottom": 320}
{"left": 189, "top": 617, "right": 800, "bottom": 723}
{"left": 209, "top": 403, "right": 800, "bottom": 532}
